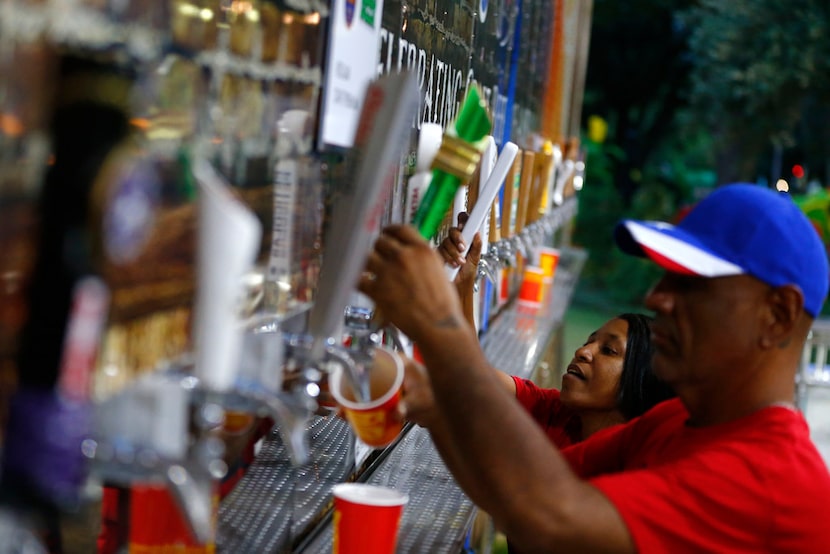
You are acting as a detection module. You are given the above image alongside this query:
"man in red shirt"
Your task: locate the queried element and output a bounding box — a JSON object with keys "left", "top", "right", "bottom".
{"left": 359, "top": 183, "right": 830, "bottom": 552}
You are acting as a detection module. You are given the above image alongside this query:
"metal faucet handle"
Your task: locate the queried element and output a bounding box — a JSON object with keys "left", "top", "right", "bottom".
{"left": 482, "top": 248, "right": 504, "bottom": 274}
{"left": 476, "top": 258, "right": 499, "bottom": 287}
{"left": 284, "top": 332, "right": 371, "bottom": 405}
{"left": 528, "top": 222, "right": 545, "bottom": 244}
{"left": 510, "top": 235, "right": 528, "bottom": 260}
{"left": 86, "top": 371, "right": 229, "bottom": 544}
{"left": 343, "top": 306, "right": 408, "bottom": 354}
{"left": 495, "top": 239, "right": 514, "bottom": 267}
{"left": 86, "top": 319, "right": 367, "bottom": 544}
{"left": 518, "top": 229, "right": 535, "bottom": 258}
{"left": 343, "top": 306, "right": 384, "bottom": 353}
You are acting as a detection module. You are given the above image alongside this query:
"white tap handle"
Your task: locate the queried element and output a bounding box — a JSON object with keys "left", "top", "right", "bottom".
{"left": 445, "top": 141, "right": 519, "bottom": 281}
{"left": 192, "top": 159, "right": 262, "bottom": 392}
{"left": 307, "top": 72, "right": 421, "bottom": 359}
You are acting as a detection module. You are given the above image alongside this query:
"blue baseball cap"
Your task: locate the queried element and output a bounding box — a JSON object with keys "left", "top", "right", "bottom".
{"left": 614, "top": 183, "right": 830, "bottom": 317}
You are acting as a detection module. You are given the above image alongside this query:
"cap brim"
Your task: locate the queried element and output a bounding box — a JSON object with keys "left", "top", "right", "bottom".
{"left": 614, "top": 220, "right": 745, "bottom": 277}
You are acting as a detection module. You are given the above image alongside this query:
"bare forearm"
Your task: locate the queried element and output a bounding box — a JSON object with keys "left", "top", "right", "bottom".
{"left": 413, "top": 318, "right": 577, "bottom": 534}
{"left": 384, "top": 303, "right": 593, "bottom": 547}
{"left": 455, "top": 278, "right": 477, "bottom": 333}
{"left": 417, "top": 324, "right": 633, "bottom": 552}
{"left": 358, "top": 224, "right": 630, "bottom": 551}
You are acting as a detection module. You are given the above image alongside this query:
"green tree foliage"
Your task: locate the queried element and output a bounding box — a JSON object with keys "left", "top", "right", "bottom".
{"left": 575, "top": 134, "right": 673, "bottom": 307}
{"left": 583, "top": 0, "right": 695, "bottom": 205}
{"left": 574, "top": 0, "right": 703, "bottom": 306}
{"left": 680, "top": 0, "right": 830, "bottom": 183}
{"left": 574, "top": 0, "right": 830, "bottom": 308}
{"left": 573, "top": 135, "right": 625, "bottom": 283}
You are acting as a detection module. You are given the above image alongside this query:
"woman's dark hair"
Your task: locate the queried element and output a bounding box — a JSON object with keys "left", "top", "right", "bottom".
{"left": 615, "top": 313, "right": 675, "bottom": 419}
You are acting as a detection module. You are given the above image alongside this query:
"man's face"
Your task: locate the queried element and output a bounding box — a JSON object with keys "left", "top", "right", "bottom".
{"left": 643, "top": 272, "right": 769, "bottom": 390}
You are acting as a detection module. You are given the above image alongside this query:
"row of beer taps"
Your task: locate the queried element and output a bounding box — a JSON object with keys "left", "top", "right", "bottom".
{"left": 475, "top": 195, "right": 579, "bottom": 290}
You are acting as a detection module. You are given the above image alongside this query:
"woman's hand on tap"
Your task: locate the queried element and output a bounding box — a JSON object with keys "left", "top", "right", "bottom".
{"left": 437, "top": 213, "right": 483, "bottom": 301}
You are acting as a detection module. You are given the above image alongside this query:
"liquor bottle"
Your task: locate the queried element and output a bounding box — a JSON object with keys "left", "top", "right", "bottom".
{"left": 0, "top": 53, "right": 129, "bottom": 542}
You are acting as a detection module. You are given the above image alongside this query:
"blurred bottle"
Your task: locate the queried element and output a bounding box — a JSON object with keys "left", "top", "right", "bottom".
{"left": 0, "top": 52, "right": 131, "bottom": 546}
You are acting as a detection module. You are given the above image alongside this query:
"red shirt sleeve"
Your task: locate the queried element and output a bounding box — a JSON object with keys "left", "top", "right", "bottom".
{"left": 512, "top": 376, "right": 580, "bottom": 448}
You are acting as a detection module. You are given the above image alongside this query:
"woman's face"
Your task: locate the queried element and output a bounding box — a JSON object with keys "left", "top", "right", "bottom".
{"left": 560, "top": 318, "right": 628, "bottom": 412}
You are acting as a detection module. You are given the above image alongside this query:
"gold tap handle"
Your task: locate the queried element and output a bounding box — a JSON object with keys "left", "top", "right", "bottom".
{"left": 563, "top": 137, "right": 581, "bottom": 200}
{"left": 515, "top": 150, "right": 535, "bottom": 233}
{"left": 501, "top": 154, "right": 519, "bottom": 239}
{"left": 466, "top": 161, "right": 483, "bottom": 216}
{"left": 530, "top": 150, "right": 554, "bottom": 223}
{"left": 526, "top": 152, "right": 543, "bottom": 224}
{"left": 489, "top": 196, "right": 500, "bottom": 242}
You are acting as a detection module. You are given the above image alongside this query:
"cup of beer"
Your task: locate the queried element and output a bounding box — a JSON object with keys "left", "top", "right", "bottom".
{"left": 330, "top": 346, "right": 405, "bottom": 448}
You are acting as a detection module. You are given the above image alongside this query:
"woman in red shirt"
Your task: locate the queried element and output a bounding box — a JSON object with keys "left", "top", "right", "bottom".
{"left": 429, "top": 228, "right": 674, "bottom": 446}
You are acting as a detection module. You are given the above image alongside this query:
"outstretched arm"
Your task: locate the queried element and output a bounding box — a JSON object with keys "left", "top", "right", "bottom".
{"left": 437, "top": 214, "right": 481, "bottom": 333}
{"left": 359, "top": 225, "right": 633, "bottom": 553}
{"left": 432, "top": 222, "right": 516, "bottom": 398}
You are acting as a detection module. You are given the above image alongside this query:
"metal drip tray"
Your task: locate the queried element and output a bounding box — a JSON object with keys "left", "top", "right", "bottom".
{"left": 217, "top": 415, "right": 356, "bottom": 553}
{"left": 299, "top": 426, "right": 475, "bottom": 554}
{"left": 218, "top": 417, "right": 475, "bottom": 553}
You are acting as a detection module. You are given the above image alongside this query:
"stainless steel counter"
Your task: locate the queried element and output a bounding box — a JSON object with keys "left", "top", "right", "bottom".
{"left": 217, "top": 415, "right": 358, "bottom": 552}
{"left": 298, "top": 425, "right": 476, "bottom": 553}
{"left": 217, "top": 418, "right": 475, "bottom": 553}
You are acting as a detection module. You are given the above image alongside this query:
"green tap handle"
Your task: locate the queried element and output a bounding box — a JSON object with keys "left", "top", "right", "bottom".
{"left": 412, "top": 87, "right": 492, "bottom": 239}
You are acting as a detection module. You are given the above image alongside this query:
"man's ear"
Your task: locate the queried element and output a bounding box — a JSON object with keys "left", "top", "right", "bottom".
{"left": 760, "top": 284, "right": 804, "bottom": 349}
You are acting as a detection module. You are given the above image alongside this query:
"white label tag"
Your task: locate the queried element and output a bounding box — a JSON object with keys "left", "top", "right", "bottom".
{"left": 268, "top": 159, "right": 297, "bottom": 281}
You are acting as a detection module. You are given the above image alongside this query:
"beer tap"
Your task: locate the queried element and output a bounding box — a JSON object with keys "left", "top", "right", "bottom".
{"left": 302, "top": 71, "right": 420, "bottom": 400}
{"left": 84, "top": 157, "right": 346, "bottom": 543}
{"left": 444, "top": 141, "right": 518, "bottom": 282}
{"left": 494, "top": 238, "right": 516, "bottom": 269}
{"left": 185, "top": 159, "right": 349, "bottom": 468}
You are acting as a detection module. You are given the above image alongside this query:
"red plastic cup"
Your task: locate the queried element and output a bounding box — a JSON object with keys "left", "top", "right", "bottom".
{"left": 332, "top": 483, "right": 409, "bottom": 554}
{"left": 330, "top": 346, "right": 405, "bottom": 448}
{"left": 517, "top": 265, "right": 546, "bottom": 307}
{"left": 538, "top": 246, "right": 561, "bottom": 284}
